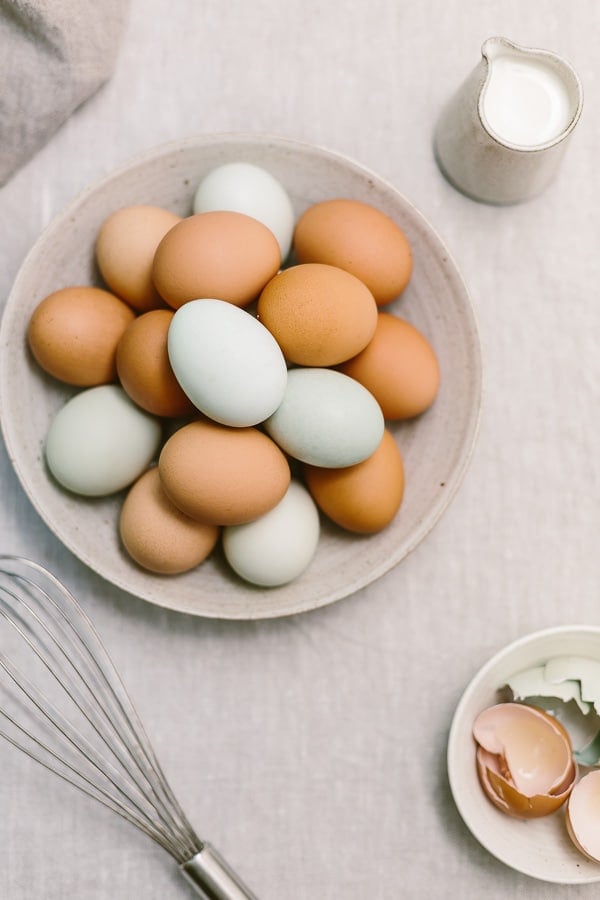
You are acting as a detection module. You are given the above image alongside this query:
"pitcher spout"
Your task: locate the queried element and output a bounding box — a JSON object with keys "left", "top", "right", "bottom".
{"left": 434, "top": 36, "right": 583, "bottom": 205}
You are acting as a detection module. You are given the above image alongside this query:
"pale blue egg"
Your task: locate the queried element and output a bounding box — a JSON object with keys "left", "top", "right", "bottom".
{"left": 264, "top": 367, "right": 384, "bottom": 467}
{"left": 45, "top": 385, "right": 162, "bottom": 496}
{"left": 167, "top": 298, "right": 288, "bottom": 427}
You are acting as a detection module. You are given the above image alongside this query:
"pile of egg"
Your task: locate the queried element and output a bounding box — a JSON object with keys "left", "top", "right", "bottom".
{"left": 27, "top": 162, "right": 440, "bottom": 587}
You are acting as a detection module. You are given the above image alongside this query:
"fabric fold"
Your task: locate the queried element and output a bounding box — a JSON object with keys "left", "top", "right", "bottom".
{"left": 0, "top": 0, "right": 129, "bottom": 185}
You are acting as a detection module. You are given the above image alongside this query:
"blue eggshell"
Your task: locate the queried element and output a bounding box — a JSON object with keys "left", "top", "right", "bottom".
{"left": 168, "top": 298, "right": 288, "bottom": 427}
{"left": 264, "top": 367, "right": 384, "bottom": 467}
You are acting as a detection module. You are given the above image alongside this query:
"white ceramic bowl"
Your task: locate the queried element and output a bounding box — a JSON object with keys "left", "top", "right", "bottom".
{"left": 448, "top": 625, "right": 600, "bottom": 884}
{"left": 0, "top": 133, "right": 481, "bottom": 619}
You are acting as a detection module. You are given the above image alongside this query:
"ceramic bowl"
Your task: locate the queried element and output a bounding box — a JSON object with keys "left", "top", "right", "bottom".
{"left": 0, "top": 133, "right": 481, "bottom": 619}
{"left": 447, "top": 625, "right": 600, "bottom": 884}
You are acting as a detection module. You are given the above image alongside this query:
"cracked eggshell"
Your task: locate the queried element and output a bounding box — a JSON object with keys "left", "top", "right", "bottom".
{"left": 476, "top": 747, "right": 576, "bottom": 819}
{"left": 473, "top": 702, "right": 576, "bottom": 818}
{"left": 506, "top": 664, "right": 592, "bottom": 715}
{"left": 506, "top": 656, "right": 600, "bottom": 765}
{"left": 544, "top": 657, "right": 600, "bottom": 713}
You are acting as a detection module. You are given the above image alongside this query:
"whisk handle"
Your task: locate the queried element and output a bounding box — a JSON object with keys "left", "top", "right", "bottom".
{"left": 180, "top": 844, "right": 260, "bottom": 899}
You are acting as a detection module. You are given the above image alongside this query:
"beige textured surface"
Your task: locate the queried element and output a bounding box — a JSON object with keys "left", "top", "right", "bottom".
{"left": 0, "top": 1, "right": 599, "bottom": 898}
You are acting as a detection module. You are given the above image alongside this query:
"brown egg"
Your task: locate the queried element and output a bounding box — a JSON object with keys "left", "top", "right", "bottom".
{"left": 158, "top": 419, "right": 291, "bottom": 525}
{"left": 293, "top": 198, "right": 412, "bottom": 305}
{"left": 152, "top": 211, "right": 281, "bottom": 309}
{"left": 303, "top": 429, "right": 404, "bottom": 533}
{"left": 257, "top": 263, "right": 378, "bottom": 366}
{"left": 338, "top": 312, "right": 440, "bottom": 420}
{"left": 116, "top": 309, "right": 196, "bottom": 418}
{"left": 473, "top": 702, "right": 576, "bottom": 819}
{"left": 119, "top": 467, "right": 219, "bottom": 574}
{"left": 27, "top": 285, "right": 135, "bottom": 386}
{"left": 95, "top": 205, "right": 181, "bottom": 312}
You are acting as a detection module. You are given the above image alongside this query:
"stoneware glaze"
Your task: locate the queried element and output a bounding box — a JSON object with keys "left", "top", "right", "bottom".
{"left": 0, "top": 133, "right": 482, "bottom": 619}
{"left": 435, "top": 37, "right": 583, "bottom": 205}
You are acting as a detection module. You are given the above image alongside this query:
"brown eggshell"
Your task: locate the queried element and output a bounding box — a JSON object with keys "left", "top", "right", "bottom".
{"left": 116, "top": 309, "right": 197, "bottom": 418}
{"left": 338, "top": 313, "right": 440, "bottom": 420}
{"left": 119, "top": 467, "right": 219, "bottom": 574}
{"left": 257, "top": 263, "right": 378, "bottom": 366}
{"left": 96, "top": 205, "right": 181, "bottom": 312}
{"left": 473, "top": 702, "right": 576, "bottom": 819}
{"left": 27, "top": 286, "right": 135, "bottom": 386}
{"left": 152, "top": 211, "right": 281, "bottom": 309}
{"left": 293, "top": 198, "right": 412, "bottom": 305}
{"left": 476, "top": 747, "right": 575, "bottom": 819}
{"left": 566, "top": 770, "right": 600, "bottom": 863}
{"left": 158, "top": 418, "right": 291, "bottom": 525}
{"left": 303, "top": 429, "right": 404, "bottom": 533}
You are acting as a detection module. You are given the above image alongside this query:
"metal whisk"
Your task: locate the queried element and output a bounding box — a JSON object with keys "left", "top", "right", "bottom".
{"left": 0, "top": 554, "right": 259, "bottom": 899}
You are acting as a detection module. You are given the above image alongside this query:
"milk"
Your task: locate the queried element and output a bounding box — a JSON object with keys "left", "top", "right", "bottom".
{"left": 482, "top": 52, "right": 573, "bottom": 147}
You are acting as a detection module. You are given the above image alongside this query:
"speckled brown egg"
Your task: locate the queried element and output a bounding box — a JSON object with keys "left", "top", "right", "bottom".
{"left": 116, "top": 309, "right": 196, "bottom": 418}
{"left": 257, "top": 263, "right": 378, "bottom": 366}
{"left": 338, "top": 312, "right": 440, "bottom": 420}
{"left": 96, "top": 205, "right": 181, "bottom": 312}
{"left": 119, "top": 467, "right": 219, "bottom": 574}
{"left": 303, "top": 428, "right": 404, "bottom": 533}
{"left": 293, "top": 198, "right": 413, "bottom": 305}
{"left": 152, "top": 211, "right": 282, "bottom": 309}
{"left": 158, "top": 418, "right": 291, "bottom": 525}
{"left": 27, "top": 285, "right": 135, "bottom": 386}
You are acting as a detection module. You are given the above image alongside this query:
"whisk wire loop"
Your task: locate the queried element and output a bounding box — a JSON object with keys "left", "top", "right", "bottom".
{"left": 0, "top": 555, "right": 260, "bottom": 899}
{"left": 0, "top": 567, "right": 199, "bottom": 862}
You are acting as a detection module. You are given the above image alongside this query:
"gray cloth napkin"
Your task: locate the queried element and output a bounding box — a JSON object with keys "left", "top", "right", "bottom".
{"left": 0, "top": 0, "right": 128, "bottom": 186}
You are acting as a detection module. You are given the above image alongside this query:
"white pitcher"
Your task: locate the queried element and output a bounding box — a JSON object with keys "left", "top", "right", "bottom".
{"left": 434, "top": 37, "right": 583, "bottom": 205}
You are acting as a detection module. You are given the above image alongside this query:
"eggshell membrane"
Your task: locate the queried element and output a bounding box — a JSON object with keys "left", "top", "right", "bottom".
{"left": 152, "top": 211, "right": 281, "bottom": 309}
{"left": 293, "top": 198, "right": 413, "bottom": 305}
{"left": 116, "top": 309, "right": 197, "bottom": 418}
{"left": 95, "top": 205, "right": 181, "bottom": 312}
{"left": 257, "top": 263, "right": 378, "bottom": 366}
{"left": 473, "top": 702, "right": 576, "bottom": 818}
{"left": 119, "top": 467, "right": 219, "bottom": 574}
{"left": 158, "top": 419, "right": 291, "bottom": 525}
{"left": 566, "top": 770, "right": 600, "bottom": 863}
{"left": 338, "top": 313, "right": 440, "bottom": 420}
{"left": 303, "top": 428, "right": 404, "bottom": 533}
{"left": 27, "top": 286, "right": 135, "bottom": 386}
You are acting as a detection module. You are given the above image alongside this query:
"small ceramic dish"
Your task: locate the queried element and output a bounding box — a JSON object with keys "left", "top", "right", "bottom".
{"left": 448, "top": 625, "right": 600, "bottom": 884}
{"left": 0, "top": 133, "right": 481, "bottom": 619}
